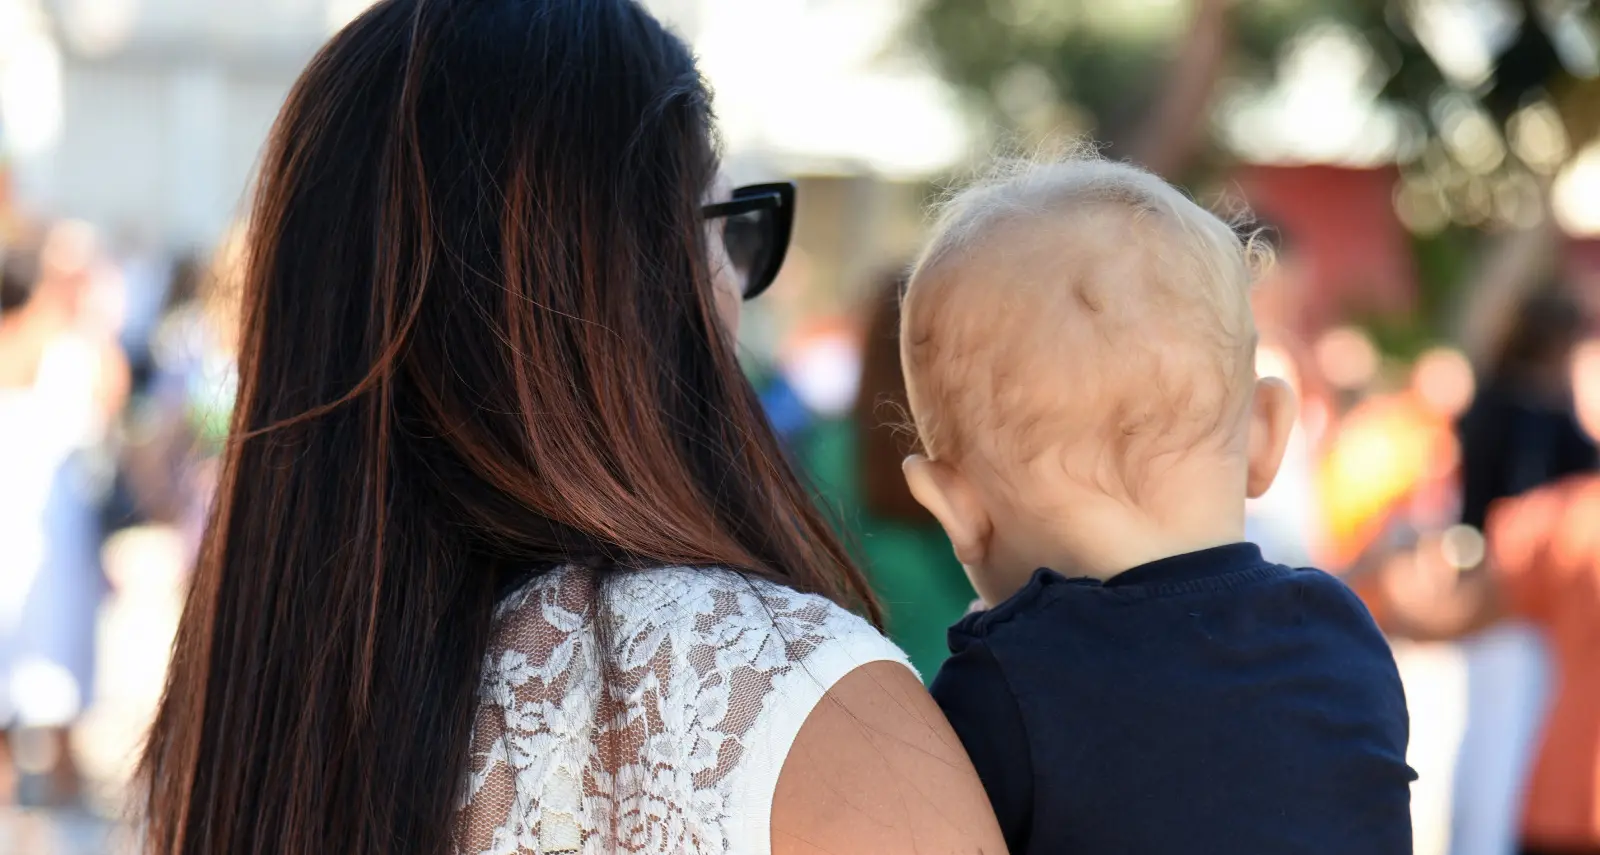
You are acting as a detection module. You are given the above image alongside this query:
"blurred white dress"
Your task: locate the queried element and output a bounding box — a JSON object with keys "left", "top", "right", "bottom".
{"left": 452, "top": 565, "right": 909, "bottom": 855}
{"left": 0, "top": 336, "right": 106, "bottom": 727}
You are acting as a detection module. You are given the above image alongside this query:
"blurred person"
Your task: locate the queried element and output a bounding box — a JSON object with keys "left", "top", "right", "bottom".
{"left": 1576, "top": 340, "right": 1600, "bottom": 443}
{"left": 755, "top": 315, "right": 862, "bottom": 453}
{"left": 108, "top": 225, "right": 176, "bottom": 397}
{"left": 1377, "top": 475, "right": 1600, "bottom": 855}
{"left": 739, "top": 247, "right": 820, "bottom": 450}
{"left": 120, "top": 252, "right": 235, "bottom": 537}
{"left": 0, "top": 222, "right": 126, "bottom": 808}
{"left": 781, "top": 315, "right": 861, "bottom": 419}
{"left": 73, "top": 248, "right": 241, "bottom": 810}
{"left": 134, "top": 4, "right": 1006, "bottom": 855}
{"left": 800, "top": 269, "right": 976, "bottom": 679}
{"left": 1457, "top": 288, "right": 1596, "bottom": 531}
{"left": 1320, "top": 351, "right": 1467, "bottom": 616}
{"left": 903, "top": 155, "right": 1413, "bottom": 854}
{"left": 750, "top": 357, "right": 814, "bottom": 447}
{"left": 1450, "top": 599, "right": 1553, "bottom": 855}
{"left": 1320, "top": 346, "right": 1477, "bottom": 855}
{"left": 1317, "top": 354, "right": 1462, "bottom": 575}
{"left": 1435, "top": 288, "right": 1593, "bottom": 855}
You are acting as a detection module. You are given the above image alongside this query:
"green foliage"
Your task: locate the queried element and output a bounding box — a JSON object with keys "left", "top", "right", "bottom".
{"left": 913, "top": 0, "right": 1401, "bottom": 132}
{"left": 910, "top": 0, "right": 1594, "bottom": 175}
{"left": 1362, "top": 227, "right": 1479, "bottom": 360}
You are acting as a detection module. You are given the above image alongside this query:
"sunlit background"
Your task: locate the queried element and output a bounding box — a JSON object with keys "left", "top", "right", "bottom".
{"left": 3, "top": 0, "right": 1600, "bottom": 852}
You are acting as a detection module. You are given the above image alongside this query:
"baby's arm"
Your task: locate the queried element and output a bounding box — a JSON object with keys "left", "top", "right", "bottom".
{"left": 930, "top": 639, "right": 1034, "bottom": 853}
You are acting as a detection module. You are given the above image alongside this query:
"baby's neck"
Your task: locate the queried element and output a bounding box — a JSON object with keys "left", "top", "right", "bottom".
{"left": 1042, "top": 512, "right": 1246, "bottom": 582}
{"left": 991, "top": 470, "right": 1249, "bottom": 588}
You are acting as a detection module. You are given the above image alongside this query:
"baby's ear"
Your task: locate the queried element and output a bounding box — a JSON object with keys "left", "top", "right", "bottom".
{"left": 903, "top": 455, "right": 993, "bottom": 568}
{"left": 1246, "top": 376, "right": 1298, "bottom": 499}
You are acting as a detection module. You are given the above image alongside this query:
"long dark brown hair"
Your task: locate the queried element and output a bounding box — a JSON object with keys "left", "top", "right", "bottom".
{"left": 137, "top": 2, "right": 876, "bottom": 853}
{"left": 855, "top": 266, "right": 931, "bottom": 524}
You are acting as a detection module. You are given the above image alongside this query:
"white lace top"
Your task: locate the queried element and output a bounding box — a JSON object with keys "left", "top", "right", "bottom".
{"left": 452, "top": 565, "right": 912, "bottom": 855}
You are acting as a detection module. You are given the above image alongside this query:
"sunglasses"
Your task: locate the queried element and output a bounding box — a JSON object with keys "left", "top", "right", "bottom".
{"left": 702, "top": 182, "right": 795, "bottom": 301}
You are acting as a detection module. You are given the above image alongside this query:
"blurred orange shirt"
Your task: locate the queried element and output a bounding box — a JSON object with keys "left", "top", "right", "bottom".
{"left": 1490, "top": 475, "right": 1600, "bottom": 848}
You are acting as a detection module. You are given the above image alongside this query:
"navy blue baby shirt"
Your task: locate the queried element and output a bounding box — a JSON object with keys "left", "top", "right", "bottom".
{"left": 931, "top": 543, "right": 1415, "bottom": 855}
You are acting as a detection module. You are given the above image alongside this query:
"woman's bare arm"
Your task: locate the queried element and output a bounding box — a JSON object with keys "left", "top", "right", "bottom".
{"left": 772, "top": 661, "right": 1008, "bottom": 855}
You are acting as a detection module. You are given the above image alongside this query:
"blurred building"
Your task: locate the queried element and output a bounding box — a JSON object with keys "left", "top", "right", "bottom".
{"left": 2, "top": 0, "right": 967, "bottom": 317}
{"left": 648, "top": 0, "right": 969, "bottom": 332}
{"left": 1, "top": 0, "right": 360, "bottom": 247}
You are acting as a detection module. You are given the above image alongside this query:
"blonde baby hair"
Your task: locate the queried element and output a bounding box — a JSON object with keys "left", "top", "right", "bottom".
{"left": 901, "top": 148, "right": 1269, "bottom": 495}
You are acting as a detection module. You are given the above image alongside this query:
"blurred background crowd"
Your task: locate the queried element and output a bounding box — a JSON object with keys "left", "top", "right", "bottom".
{"left": 2, "top": 0, "right": 1600, "bottom": 852}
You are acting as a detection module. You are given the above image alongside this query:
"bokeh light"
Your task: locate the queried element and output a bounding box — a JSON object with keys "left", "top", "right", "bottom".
{"left": 1573, "top": 338, "right": 1600, "bottom": 441}
{"left": 1434, "top": 92, "right": 1505, "bottom": 176}
{"left": 1412, "top": 346, "right": 1475, "bottom": 419}
{"left": 1554, "top": 141, "right": 1600, "bottom": 237}
{"left": 1256, "top": 343, "right": 1301, "bottom": 393}
{"left": 1509, "top": 100, "right": 1572, "bottom": 174}
{"left": 1439, "top": 524, "right": 1486, "bottom": 571}
{"left": 0, "top": 1, "right": 63, "bottom": 158}
{"left": 1315, "top": 326, "right": 1380, "bottom": 392}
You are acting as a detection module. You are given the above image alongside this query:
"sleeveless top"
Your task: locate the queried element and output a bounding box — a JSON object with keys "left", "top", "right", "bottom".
{"left": 452, "top": 565, "right": 911, "bottom": 855}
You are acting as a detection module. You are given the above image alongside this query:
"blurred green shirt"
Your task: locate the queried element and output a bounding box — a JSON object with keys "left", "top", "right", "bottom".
{"left": 798, "top": 417, "right": 975, "bottom": 682}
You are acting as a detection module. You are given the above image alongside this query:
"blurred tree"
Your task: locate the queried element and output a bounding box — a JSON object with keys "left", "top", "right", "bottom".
{"left": 910, "top": 0, "right": 1600, "bottom": 349}
{"left": 912, "top": 0, "right": 1596, "bottom": 183}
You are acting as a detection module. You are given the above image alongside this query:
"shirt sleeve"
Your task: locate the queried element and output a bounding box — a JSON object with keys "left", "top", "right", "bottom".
{"left": 930, "top": 638, "right": 1033, "bottom": 854}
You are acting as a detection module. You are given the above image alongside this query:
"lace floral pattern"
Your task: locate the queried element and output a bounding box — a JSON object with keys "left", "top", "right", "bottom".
{"left": 452, "top": 566, "right": 905, "bottom": 855}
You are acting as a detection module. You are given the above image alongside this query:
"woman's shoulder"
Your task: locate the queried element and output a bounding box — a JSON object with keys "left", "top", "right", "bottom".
{"left": 472, "top": 565, "right": 937, "bottom": 854}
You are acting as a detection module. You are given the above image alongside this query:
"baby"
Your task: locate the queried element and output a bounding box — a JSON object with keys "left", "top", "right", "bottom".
{"left": 901, "top": 155, "right": 1415, "bottom": 855}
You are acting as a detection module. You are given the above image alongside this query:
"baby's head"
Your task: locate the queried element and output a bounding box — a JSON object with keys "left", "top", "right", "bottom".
{"left": 900, "top": 154, "right": 1296, "bottom": 600}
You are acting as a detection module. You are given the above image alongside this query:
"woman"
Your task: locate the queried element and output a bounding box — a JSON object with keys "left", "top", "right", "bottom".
{"left": 1377, "top": 472, "right": 1600, "bottom": 855}
{"left": 801, "top": 271, "right": 975, "bottom": 678}
{"left": 135, "top": 2, "right": 1004, "bottom": 855}
{"left": 1378, "top": 288, "right": 1595, "bottom": 855}
{"left": 1453, "top": 287, "right": 1593, "bottom": 855}
{"left": 0, "top": 224, "right": 124, "bottom": 807}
